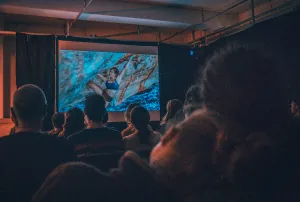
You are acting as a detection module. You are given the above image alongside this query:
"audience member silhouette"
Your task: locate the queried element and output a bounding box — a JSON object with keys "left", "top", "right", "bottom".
{"left": 124, "top": 103, "right": 140, "bottom": 124}
{"left": 48, "top": 112, "right": 64, "bottom": 136}
{"left": 32, "top": 162, "right": 120, "bottom": 202}
{"left": 122, "top": 103, "right": 140, "bottom": 137}
{"left": 58, "top": 107, "right": 85, "bottom": 138}
{"left": 123, "top": 106, "right": 160, "bottom": 150}
{"left": 200, "top": 45, "right": 295, "bottom": 200}
{"left": 159, "top": 99, "right": 183, "bottom": 134}
{"left": 183, "top": 85, "right": 202, "bottom": 118}
{"left": 201, "top": 46, "right": 288, "bottom": 131}
{"left": 150, "top": 111, "right": 227, "bottom": 202}
{"left": 185, "top": 84, "right": 202, "bottom": 105}
{"left": 68, "top": 94, "right": 124, "bottom": 155}
{"left": 0, "top": 84, "right": 76, "bottom": 202}
{"left": 110, "top": 151, "right": 182, "bottom": 202}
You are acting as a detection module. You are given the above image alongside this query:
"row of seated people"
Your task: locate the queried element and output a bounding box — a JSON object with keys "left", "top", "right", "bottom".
{"left": 1, "top": 45, "right": 300, "bottom": 202}
{"left": 47, "top": 98, "right": 172, "bottom": 155}
{"left": 47, "top": 96, "right": 184, "bottom": 156}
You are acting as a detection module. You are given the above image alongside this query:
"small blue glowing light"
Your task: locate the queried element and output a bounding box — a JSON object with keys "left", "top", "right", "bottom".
{"left": 190, "top": 50, "right": 194, "bottom": 56}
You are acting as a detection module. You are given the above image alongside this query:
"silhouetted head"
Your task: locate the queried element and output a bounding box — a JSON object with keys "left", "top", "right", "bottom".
{"left": 11, "top": 84, "right": 47, "bottom": 128}
{"left": 84, "top": 94, "right": 106, "bottom": 124}
{"left": 184, "top": 85, "right": 202, "bottom": 118}
{"left": 131, "top": 106, "right": 150, "bottom": 131}
{"left": 200, "top": 45, "right": 288, "bottom": 132}
{"left": 199, "top": 46, "right": 290, "bottom": 176}
{"left": 131, "top": 106, "right": 151, "bottom": 144}
{"left": 63, "top": 108, "right": 85, "bottom": 137}
{"left": 151, "top": 110, "right": 218, "bottom": 195}
{"left": 161, "top": 99, "right": 183, "bottom": 125}
{"left": 52, "top": 112, "right": 65, "bottom": 130}
{"left": 109, "top": 67, "right": 120, "bottom": 81}
{"left": 184, "top": 85, "right": 201, "bottom": 106}
{"left": 32, "top": 162, "right": 119, "bottom": 202}
{"left": 124, "top": 103, "right": 140, "bottom": 124}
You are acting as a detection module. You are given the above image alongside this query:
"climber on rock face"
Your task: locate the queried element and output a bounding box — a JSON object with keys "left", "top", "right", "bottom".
{"left": 88, "top": 55, "right": 158, "bottom": 107}
{"left": 88, "top": 56, "right": 133, "bottom": 103}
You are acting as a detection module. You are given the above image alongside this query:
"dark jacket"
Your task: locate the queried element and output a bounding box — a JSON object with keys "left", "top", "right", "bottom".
{"left": 68, "top": 127, "right": 124, "bottom": 156}
{"left": 0, "top": 132, "right": 76, "bottom": 202}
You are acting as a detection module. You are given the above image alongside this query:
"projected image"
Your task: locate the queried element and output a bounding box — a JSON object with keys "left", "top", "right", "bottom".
{"left": 58, "top": 50, "right": 160, "bottom": 112}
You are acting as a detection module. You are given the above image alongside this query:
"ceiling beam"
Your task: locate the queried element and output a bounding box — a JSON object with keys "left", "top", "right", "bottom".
{"left": 0, "top": 0, "right": 238, "bottom": 29}
{"left": 160, "top": 0, "right": 248, "bottom": 42}
{"left": 69, "top": 0, "right": 93, "bottom": 33}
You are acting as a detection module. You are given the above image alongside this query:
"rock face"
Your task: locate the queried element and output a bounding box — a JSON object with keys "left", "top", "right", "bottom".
{"left": 58, "top": 50, "right": 160, "bottom": 112}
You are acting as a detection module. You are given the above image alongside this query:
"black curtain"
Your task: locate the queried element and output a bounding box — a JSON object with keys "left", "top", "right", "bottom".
{"left": 195, "top": 9, "right": 300, "bottom": 102}
{"left": 16, "top": 33, "right": 56, "bottom": 130}
{"left": 158, "top": 43, "right": 198, "bottom": 116}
